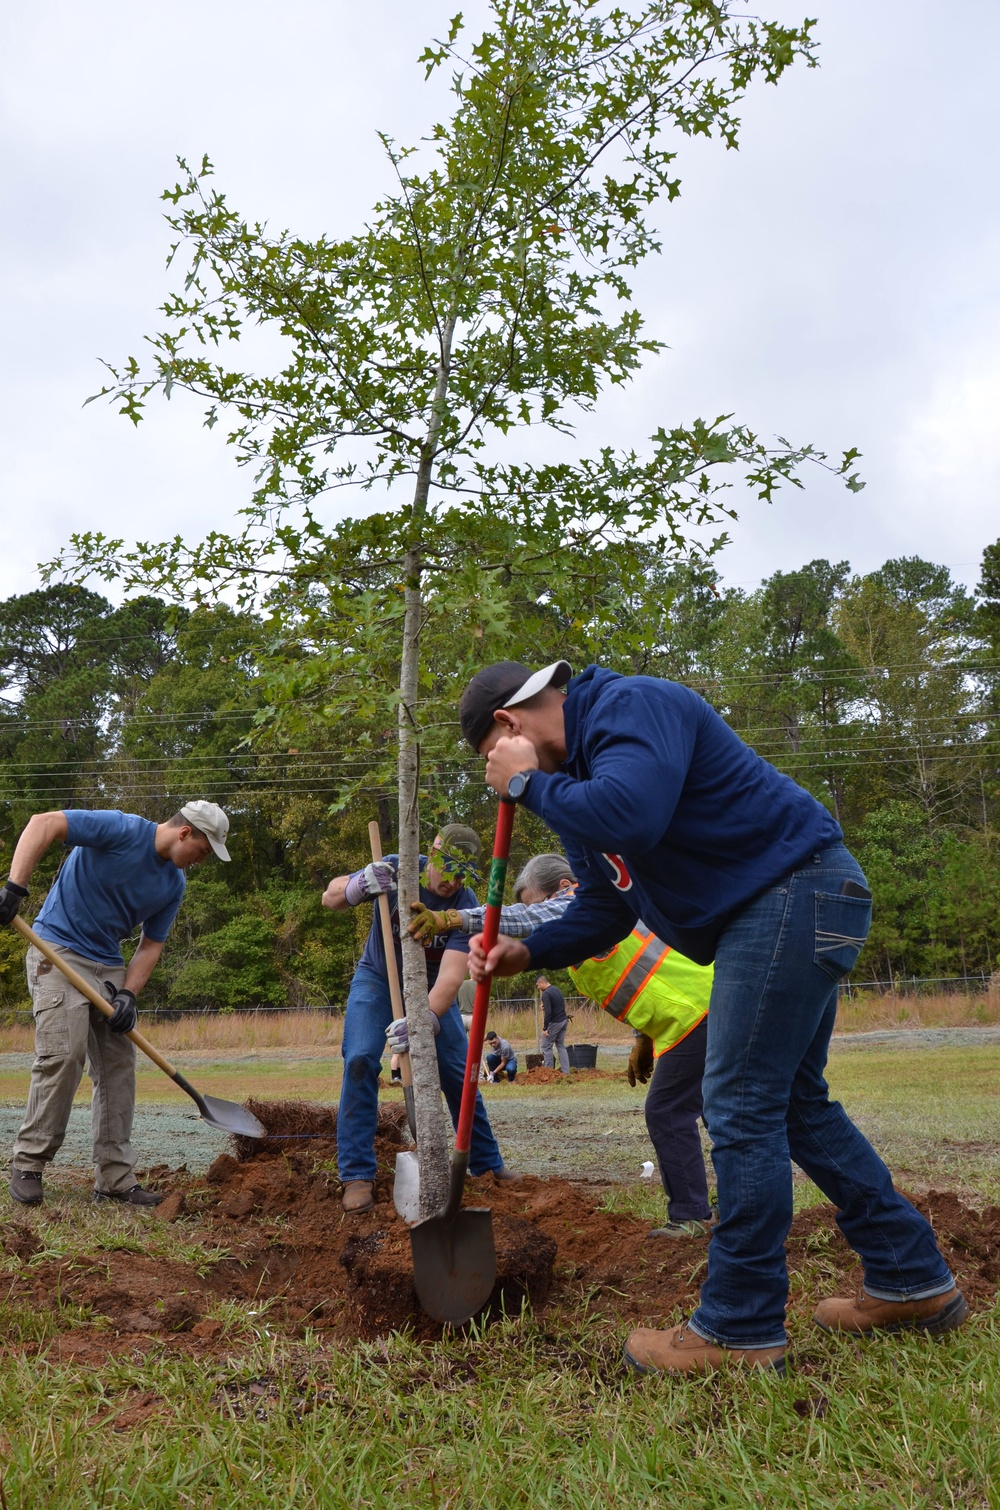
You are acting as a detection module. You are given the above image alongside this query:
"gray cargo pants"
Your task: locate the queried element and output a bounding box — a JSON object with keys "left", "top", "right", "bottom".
{"left": 12, "top": 943, "right": 136, "bottom": 1194}
{"left": 542, "top": 1018, "right": 570, "bottom": 1074}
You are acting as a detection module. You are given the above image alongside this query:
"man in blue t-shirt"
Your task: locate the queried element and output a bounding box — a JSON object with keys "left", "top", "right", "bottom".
{"left": 459, "top": 660, "right": 964, "bottom": 1376}
{"left": 322, "top": 823, "right": 509, "bottom": 1212}
{"left": 0, "top": 801, "right": 231, "bottom": 1208}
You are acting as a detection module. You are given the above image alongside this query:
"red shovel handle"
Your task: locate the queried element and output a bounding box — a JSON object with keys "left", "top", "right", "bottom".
{"left": 455, "top": 798, "right": 516, "bottom": 1154}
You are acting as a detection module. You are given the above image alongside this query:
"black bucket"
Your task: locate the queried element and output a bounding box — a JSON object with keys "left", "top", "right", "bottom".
{"left": 566, "top": 1043, "right": 598, "bottom": 1070}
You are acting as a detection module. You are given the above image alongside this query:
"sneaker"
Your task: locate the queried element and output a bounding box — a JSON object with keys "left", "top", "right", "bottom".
{"left": 93, "top": 1185, "right": 163, "bottom": 1207}
{"left": 341, "top": 1180, "right": 374, "bottom": 1213}
{"left": 625, "top": 1323, "right": 786, "bottom": 1376}
{"left": 9, "top": 1167, "right": 43, "bottom": 1207}
{"left": 646, "top": 1219, "right": 710, "bottom": 1239}
{"left": 813, "top": 1286, "right": 968, "bottom": 1337}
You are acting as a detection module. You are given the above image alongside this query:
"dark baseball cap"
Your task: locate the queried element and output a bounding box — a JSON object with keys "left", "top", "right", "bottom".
{"left": 459, "top": 661, "right": 572, "bottom": 750}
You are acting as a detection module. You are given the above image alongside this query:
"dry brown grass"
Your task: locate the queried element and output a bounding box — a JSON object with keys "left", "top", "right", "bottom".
{"left": 835, "top": 987, "right": 1000, "bottom": 1033}
{"left": 0, "top": 988, "right": 995, "bottom": 1059}
{"left": 0, "top": 1009, "right": 343, "bottom": 1057}
{"left": 0, "top": 1001, "right": 624, "bottom": 1056}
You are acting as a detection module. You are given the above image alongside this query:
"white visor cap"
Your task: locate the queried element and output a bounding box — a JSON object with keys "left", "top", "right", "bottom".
{"left": 504, "top": 661, "right": 573, "bottom": 707}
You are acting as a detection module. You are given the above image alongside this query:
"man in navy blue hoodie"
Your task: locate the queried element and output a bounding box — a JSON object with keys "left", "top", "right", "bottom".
{"left": 460, "top": 660, "right": 965, "bottom": 1376}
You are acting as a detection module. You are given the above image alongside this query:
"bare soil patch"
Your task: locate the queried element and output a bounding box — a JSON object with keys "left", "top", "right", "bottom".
{"left": 3, "top": 1098, "right": 997, "bottom": 1365}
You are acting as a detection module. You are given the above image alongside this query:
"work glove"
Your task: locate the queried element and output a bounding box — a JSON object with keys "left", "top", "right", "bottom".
{"left": 385, "top": 1011, "right": 441, "bottom": 1055}
{"left": 344, "top": 861, "right": 397, "bottom": 907}
{"left": 0, "top": 879, "right": 29, "bottom": 926}
{"left": 103, "top": 983, "right": 138, "bottom": 1034}
{"left": 408, "top": 901, "right": 462, "bottom": 944}
{"left": 627, "top": 1032, "right": 654, "bottom": 1087}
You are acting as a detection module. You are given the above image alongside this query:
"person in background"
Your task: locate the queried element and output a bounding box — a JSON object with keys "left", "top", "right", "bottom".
{"left": 322, "top": 824, "right": 511, "bottom": 1212}
{"left": 484, "top": 1030, "right": 517, "bottom": 1082}
{"left": 536, "top": 972, "right": 570, "bottom": 1075}
{"left": 0, "top": 801, "right": 230, "bottom": 1208}
{"left": 457, "top": 976, "right": 477, "bottom": 1031}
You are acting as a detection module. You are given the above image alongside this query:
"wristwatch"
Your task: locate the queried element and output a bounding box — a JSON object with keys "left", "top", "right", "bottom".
{"left": 506, "top": 769, "right": 534, "bottom": 801}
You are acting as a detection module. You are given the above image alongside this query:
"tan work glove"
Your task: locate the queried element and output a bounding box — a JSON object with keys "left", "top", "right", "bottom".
{"left": 627, "top": 1033, "right": 655, "bottom": 1087}
{"left": 408, "top": 901, "right": 463, "bottom": 945}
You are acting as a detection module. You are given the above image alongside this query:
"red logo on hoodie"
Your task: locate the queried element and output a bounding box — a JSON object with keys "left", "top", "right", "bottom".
{"left": 601, "top": 853, "right": 633, "bottom": 891}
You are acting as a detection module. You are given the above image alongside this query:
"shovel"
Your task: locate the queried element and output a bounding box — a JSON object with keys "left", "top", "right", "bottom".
{"left": 368, "top": 820, "right": 417, "bottom": 1141}
{"left": 409, "top": 797, "right": 515, "bottom": 1326}
{"left": 13, "top": 917, "right": 266, "bottom": 1140}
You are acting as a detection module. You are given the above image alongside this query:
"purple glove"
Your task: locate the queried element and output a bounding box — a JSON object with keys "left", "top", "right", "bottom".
{"left": 385, "top": 1012, "right": 441, "bottom": 1054}
{"left": 344, "top": 861, "right": 397, "bottom": 907}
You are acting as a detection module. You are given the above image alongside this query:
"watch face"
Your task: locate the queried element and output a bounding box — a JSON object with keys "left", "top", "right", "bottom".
{"left": 508, "top": 771, "right": 529, "bottom": 799}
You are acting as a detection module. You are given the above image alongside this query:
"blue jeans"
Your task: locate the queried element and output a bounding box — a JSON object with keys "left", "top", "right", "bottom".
{"left": 691, "top": 844, "right": 953, "bottom": 1349}
{"left": 338, "top": 965, "right": 504, "bottom": 1183}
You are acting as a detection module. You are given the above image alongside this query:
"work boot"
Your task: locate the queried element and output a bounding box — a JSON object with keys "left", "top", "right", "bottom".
{"left": 493, "top": 1165, "right": 521, "bottom": 1183}
{"left": 814, "top": 1286, "right": 968, "bottom": 1337}
{"left": 9, "top": 1167, "right": 43, "bottom": 1207}
{"left": 625, "top": 1323, "right": 787, "bottom": 1377}
{"left": 341, "top": 1180, "right": 374, "bottom": 1213}
{"left": 94, "top": 1185, "right": 163, "bottom": 1207}
{"left": 646, "top": 1219, "right": 710, "bottom": 1239}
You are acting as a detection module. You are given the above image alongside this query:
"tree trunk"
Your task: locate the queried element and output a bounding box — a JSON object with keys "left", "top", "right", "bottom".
{"left": 396, "top": 540, "right": 451, "bottom": 1216}
{"left": 395, "top": 315, "right": 459, "bottom": 1219}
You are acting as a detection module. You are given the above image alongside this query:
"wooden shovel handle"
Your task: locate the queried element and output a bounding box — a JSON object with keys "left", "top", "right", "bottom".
{"left": 368, "top": 820, "right": 412, "bottom": 1090}
{"left": 13, "top": 915, "right": 180, "bottom": 1079}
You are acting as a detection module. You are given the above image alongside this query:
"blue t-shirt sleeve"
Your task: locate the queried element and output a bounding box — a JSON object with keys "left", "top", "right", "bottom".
{"left": 63, "top": 810, "right": 132, "bottom": 850}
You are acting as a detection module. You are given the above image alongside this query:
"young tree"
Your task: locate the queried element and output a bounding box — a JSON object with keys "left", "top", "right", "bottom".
{"left": 53, "top": 1, "right": 860, "bottom": 1213}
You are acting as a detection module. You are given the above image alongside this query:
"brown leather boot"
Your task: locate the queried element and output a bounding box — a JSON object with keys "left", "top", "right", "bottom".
{"left": 814, "top": 1286, "right": 968, "bottom": 1336}
{"left": 341, "top": 1180, "right": 374, "bottom": 1213}
{"left": 624, "top": 1323, "right": 786, "bottom": 1376}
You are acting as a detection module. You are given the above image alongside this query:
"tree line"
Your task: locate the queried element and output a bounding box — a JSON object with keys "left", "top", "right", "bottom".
{"left": 1, "top": 538, "right": 997, "bottom": 1009}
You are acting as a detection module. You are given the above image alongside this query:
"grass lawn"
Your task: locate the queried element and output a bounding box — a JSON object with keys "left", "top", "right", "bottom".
{"left": 0, "top": 1041, "right": 997, "bottom": 1506}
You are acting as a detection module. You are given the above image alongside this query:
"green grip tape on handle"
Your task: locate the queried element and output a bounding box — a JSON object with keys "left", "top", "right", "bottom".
{"left": 486, "top": 854, "right": 509, "bottom": 910}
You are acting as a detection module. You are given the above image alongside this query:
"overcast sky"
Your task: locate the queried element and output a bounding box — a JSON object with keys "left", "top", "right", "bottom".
{"left": 2, "top": 0, "right": 998, "bottom": 607}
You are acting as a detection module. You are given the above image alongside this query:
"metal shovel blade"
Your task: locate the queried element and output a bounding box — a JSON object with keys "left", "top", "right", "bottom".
{"left": 409, "top": 1207, "right": 497, "bottom": 1326}
{"left": 198, "top": 1094, "right": 267, "bottom": 1139}
{"left": 173, "top": 1072, "right": 266, "bottom": 1139}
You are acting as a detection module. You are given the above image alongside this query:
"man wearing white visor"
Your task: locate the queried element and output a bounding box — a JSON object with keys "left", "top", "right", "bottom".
{"left": 0, "top": 800, "right": 230, "bottom": 1207}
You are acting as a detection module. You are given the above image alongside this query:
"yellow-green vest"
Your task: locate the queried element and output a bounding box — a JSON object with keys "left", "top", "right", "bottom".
{"left": 569, "top": 923, "right": 712, "bottom": 1056}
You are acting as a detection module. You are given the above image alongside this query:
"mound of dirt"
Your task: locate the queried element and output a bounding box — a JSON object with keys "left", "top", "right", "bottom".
{"left": 518, "top": 1066, "right": 618, "bottom": 1084}
{"left": 6, "top": 1099, "right": 998, "bottom": 1362}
